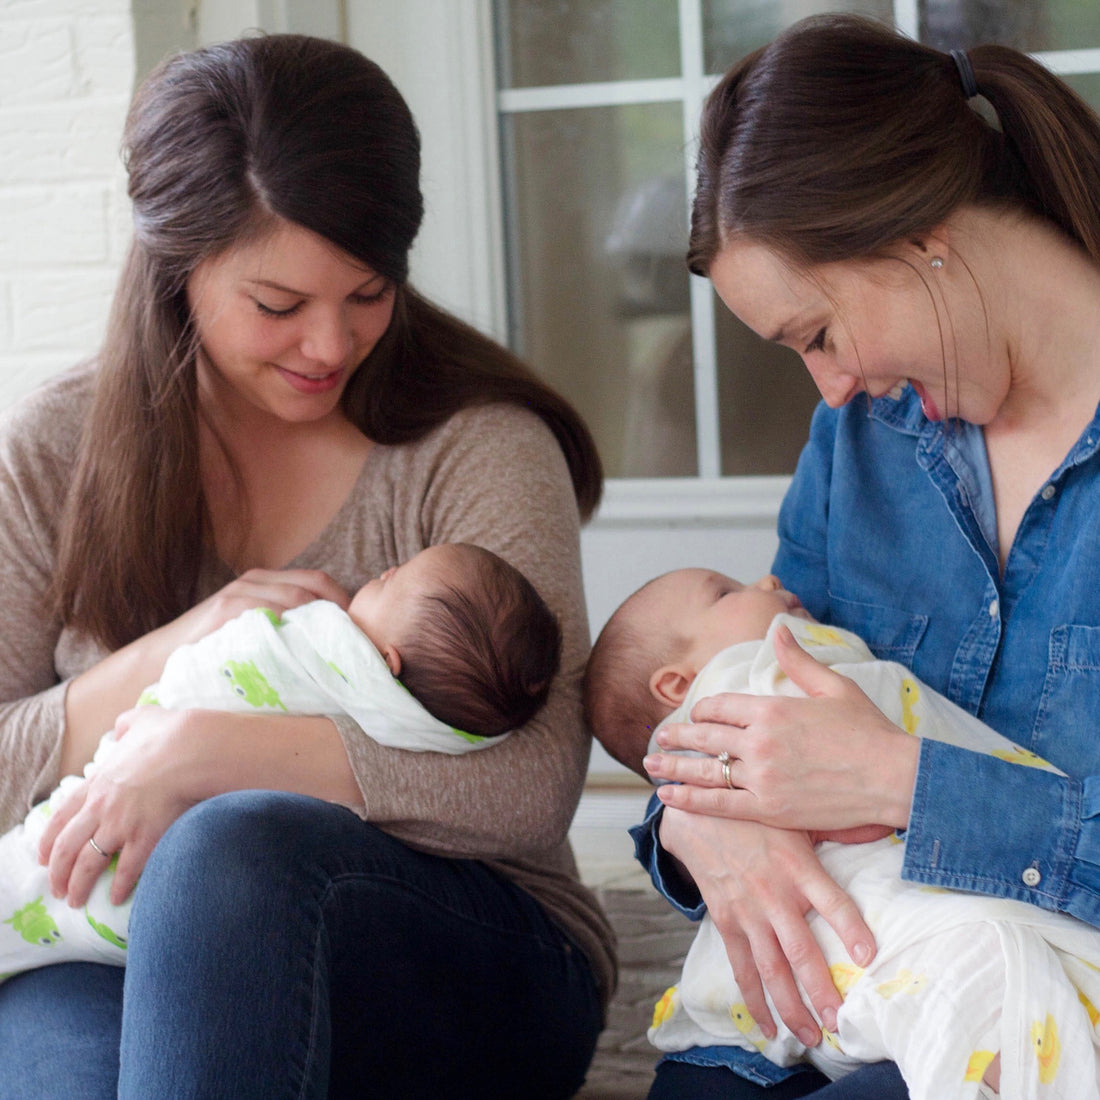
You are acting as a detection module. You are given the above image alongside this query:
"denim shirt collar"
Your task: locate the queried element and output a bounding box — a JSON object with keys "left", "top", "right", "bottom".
{"left": 867, "top": 385, "right": 1100, "bottom": 571}
{"left": 867, "top": 384, "right": 1100, "bottom": 472}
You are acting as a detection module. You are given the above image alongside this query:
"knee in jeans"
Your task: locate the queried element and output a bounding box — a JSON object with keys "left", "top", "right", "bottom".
{"left": 143, "top": 790, "right": 319, "bottom": 891}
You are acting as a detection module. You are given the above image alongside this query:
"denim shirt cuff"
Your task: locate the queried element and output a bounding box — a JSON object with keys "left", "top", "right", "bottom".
{"left": 628, "top": 791, "right": 706, "bottom": 919}
{"left": 903, "top": 738, "right": 1095, "bottom": 920}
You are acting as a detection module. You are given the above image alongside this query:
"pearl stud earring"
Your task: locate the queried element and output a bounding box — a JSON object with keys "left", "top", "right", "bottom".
{"left": 930, "top": 256, "right": 944, "bottom": 270}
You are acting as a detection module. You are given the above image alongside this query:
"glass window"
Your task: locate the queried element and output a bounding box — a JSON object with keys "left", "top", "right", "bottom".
{"left": 702, "top": 0, "right": 893, "bottom": 72}
{"left": 715, "top": 303, "right": 821, "bottom": 476}
{"left": 496, "top": 0, "right": 681, "bottom": 88}
{"left": 501, "top": 102, "right": 695, "bottom": 476}
{"left": 920, "top": 0, "right": 1096, "bottom": 52}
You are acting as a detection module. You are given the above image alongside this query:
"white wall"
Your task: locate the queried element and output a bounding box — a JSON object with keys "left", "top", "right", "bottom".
{"left": 0, "top": 0, "right": 135, "bottom": 409}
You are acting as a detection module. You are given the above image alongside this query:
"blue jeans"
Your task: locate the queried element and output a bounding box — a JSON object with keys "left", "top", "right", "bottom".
{"left": 649, "top": 1060, "right": 909, "bottom": 1099}
{"left": 0, "top": 791, "right": 603, "bottom": 1099}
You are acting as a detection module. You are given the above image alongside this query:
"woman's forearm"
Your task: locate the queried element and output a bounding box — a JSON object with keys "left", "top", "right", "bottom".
{"left": 161, "top": 709, "right": 364, "bottom": 810}
{"left": 60, "top": 622, "right": 186, "bottom": 777}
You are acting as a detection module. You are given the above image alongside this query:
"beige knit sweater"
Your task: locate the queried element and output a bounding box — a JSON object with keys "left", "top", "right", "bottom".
{"left": 0, "top": 366, "right": 616, "bottom": 1007}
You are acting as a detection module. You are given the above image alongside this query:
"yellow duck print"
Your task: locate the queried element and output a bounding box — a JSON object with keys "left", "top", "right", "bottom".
{"left": 730, "top": 1003, "right": 768, "bottom": 1051}
{"left": 964, "top": 1049, "right": 997, "bottom": 1083}
{"left": 1079, "top": 989, "right": 1100, "bottom": 1029}
{"left": 1031, "top": 1014, "right": 1061, "bottom": 1084}
{"left": 829, "top": 962, "right": 864, "bottom": 998}
{"left": 900, "top": 679, "right": 920, "bottom": 735}
{"left": 651, "top": 987, "right": 677, "bottom": 1030}
{"left": 800, "top": 624, "right": 847, "bottom": 648}
{"left": 991, "top": 745, "right": 1054, "bottom": 769}
{"left": 875, "top": 969, "right": 927, "bottom": 1000}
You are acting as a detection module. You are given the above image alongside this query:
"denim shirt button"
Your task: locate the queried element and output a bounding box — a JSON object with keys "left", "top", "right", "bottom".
{"left": 1041, "top": 484, "right": 1056, "bottom": 501}
{"left": 988, "top": 599, "right": 999, "bottom": 618}
{"left": 1022, "top": 866, "right": 1042, "bottom": 887}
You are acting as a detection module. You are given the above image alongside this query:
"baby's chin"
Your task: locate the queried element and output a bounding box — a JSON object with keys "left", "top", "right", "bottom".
{"left": 787, "top": 605, "right": 815, "bottom": 622}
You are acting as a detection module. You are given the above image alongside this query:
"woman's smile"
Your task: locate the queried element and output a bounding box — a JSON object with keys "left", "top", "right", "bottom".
{"left": 273, "top": 364, "right": 347, "bottom": 395}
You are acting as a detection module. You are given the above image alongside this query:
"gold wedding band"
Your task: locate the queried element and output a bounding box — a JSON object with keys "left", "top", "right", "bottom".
{"left": 717, "top": 750, "right": 735, "bottom": 790}
{"left": 89, "top": 837, "right": 111, "bottom": 858}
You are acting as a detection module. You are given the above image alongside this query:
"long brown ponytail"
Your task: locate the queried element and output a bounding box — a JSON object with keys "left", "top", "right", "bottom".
{"left": 688, "top": 14, "right": 1100, "bottom": 274}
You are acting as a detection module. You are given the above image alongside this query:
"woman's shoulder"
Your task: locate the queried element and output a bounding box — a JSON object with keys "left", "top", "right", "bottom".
{"left": 381, "top": 400, "right": 567, "bottom": 482}
{"left": 428, "top": 399, "right": 559, "bottom": 445}
{"left": 0, "top": 364, "right": 95, "bottom": 489}
{"left": 0, "top": 364, "right": 95, "bottom": 454}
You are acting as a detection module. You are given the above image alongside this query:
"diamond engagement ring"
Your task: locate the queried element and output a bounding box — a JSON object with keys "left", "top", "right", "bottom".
{"left": 717, "top": 750, "right": 734, "bottom": 790}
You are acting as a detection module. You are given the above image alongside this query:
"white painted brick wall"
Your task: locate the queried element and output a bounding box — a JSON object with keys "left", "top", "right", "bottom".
{"left": 0, "top": 1, "right": 135, "bottom": 410}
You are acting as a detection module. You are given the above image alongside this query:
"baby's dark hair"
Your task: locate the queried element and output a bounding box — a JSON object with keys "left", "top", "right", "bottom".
{"left": 399, "top": 545, "right": 562, "bottom": 737}
{"left": 583, "top": 576, "right": 689, "bottom": 778}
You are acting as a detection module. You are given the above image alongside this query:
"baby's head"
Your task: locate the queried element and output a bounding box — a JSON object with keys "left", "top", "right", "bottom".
{"left": 583, "top": 568, "right": 809, "bottom": 776}
{"left": 348, "top": 543, "right": 562, "bottom": 737}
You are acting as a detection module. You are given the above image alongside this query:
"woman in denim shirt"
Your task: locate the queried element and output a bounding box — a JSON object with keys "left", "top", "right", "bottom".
{"left": 635, "top": 13, "right": 1100, "bottom": 1099}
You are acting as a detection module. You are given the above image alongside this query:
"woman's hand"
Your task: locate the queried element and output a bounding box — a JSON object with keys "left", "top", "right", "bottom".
{"left": 167, "top": 568, "right": 350, "bottom": 649}
{"left": 645, "top": 625, "right": 919, "bottom": 832}
{"left": 40, "top": 707, "right": 199, "bottom": 907}
{"left": 659, "top": 806, "right": 875, "bottom": 1044}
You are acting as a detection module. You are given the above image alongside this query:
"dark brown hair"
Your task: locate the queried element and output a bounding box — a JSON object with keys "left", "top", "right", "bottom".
{"left": 54, "top": 34, "right": 602, "bottom": 650}
{"left": 688, "top": 13, "right": 1100, "bottom": 275}
{"left": 399, "top": 545, "right": 562, "bottom": 737}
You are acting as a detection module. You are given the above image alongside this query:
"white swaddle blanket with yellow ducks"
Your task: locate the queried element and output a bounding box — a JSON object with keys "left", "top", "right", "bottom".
{"left": 0, "top": 600, "right": 499, "bottom": 984}
{"left": 647, "top": 614, "right": 1100, "bottom": 1099}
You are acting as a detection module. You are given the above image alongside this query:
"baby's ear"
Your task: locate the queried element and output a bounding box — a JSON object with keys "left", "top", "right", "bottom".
{"left": 381, "top": 644, "right": 402, "bottom": 677}
{"left": 649, "top": 664, "right": 692, "bottom": 708}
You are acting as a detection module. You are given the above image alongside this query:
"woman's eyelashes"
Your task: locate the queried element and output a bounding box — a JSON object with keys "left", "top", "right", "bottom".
{"left": 804, "top": 326, "right": 827, "bottom": 354}
{"left": 253, "top": 284, "right": 391, "bottom": 319}
{"left": 254, "top": 299, "right": 302, "bottom": 318}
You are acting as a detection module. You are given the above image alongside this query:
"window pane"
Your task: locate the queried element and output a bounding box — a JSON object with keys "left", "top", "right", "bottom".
{"left": 702, "top": 0, "right": 893, "bottom": 72}
{"left": 920, "top": 0, "right": 1100, "bottom": 52}
{"left": 502, "top": 102, "right": 697, "bottom": 476}
{"left": 495, "top": 0, "right": 681, "bottom": 89}
{"left": 715, "top": 300, "right": 821, "bottom": 476}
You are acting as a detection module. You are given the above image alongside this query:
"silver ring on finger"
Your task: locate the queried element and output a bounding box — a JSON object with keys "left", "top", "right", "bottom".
{"left": 717, "top": 750, "right": 735, "bottom": 790}
{"left": 89, "top": 836, "right": 112, "bottom": 858}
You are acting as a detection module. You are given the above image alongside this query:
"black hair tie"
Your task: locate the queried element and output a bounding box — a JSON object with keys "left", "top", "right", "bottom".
{"left": 950, "top": 48, "right": 979, "bottom": 100}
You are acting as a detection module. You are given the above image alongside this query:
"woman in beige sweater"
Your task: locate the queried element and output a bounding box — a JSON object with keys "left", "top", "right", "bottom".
{"left": 0, "top": 35, "right": 614, "bottom": 1099}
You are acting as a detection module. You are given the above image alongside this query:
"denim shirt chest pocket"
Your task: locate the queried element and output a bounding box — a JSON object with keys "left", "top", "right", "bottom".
{"left": 1032, "top": 625, "right": 1100, "bottom": 775}
{"left": 827, "top": 592, "right": 929, "bottom": 665}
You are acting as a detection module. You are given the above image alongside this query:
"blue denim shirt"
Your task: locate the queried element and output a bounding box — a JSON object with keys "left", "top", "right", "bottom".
{"left": 631, "top": 386, "right": 1100, "bottom": 1079}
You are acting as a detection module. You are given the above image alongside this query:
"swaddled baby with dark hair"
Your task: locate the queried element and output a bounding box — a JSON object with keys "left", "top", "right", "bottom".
{"left": 1, "top": 542, "right": 559, "bottom": 981}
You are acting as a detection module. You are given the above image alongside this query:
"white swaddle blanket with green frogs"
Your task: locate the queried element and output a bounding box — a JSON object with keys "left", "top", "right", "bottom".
{"left": 0, "top": 600, "right": 499, "bottom": 982}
